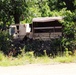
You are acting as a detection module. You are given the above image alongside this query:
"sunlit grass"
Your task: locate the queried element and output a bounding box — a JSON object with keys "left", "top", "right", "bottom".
{"left": 0, "top": 51, "right": 76, "bottom": 66}
{"left": 54, "top": 56, "right": 75, "bottom": 63}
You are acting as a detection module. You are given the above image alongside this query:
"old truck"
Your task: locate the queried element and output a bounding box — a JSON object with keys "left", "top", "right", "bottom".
{"left": 9, "top": 17, "right": 63, "bottom": 56}
{"left": 9, "top": 17, "right": 63, "bottom": 41}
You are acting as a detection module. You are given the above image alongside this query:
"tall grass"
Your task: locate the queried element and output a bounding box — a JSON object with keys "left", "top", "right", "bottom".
{"left": 0, "top": 51, "right": 5, "bottom": 61}
{"left": 0, "top": 51, "right": 76, "bottom": 66}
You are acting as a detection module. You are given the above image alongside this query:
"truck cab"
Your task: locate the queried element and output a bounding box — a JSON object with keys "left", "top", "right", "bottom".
{"left": 9, "top": 24, "right": 31, "bottom": 40}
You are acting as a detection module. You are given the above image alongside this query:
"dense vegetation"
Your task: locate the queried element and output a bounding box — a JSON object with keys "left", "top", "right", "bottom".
{"left": 0, "top": 0, "right": 76, "bottom": 56}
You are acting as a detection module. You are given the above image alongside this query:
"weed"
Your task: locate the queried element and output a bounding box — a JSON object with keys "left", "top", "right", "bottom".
{"left": 0, "top": 51, "right": 76, "bottom": 66}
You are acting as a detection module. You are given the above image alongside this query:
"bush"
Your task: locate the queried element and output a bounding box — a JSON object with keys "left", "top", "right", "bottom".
{"left": 0, "top": 30, "right": 10, "bottom": 54}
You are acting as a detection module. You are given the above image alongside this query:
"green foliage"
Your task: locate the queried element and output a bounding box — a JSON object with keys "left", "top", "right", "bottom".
{"left": 0, "top": 0, "right": 13, "bottom": 27}
{"left": 61, "top": 11, "right": 76, "bottom": 52}
{"left": 0, "top": 30, "right": 10, "bottom": 54}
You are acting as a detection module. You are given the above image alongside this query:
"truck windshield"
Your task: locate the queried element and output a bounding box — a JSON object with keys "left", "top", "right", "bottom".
{"left": 9, "top": 27, "right": 15, "bottom": 35}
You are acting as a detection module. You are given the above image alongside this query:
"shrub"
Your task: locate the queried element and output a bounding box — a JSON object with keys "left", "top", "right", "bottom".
{"left": 0, "top": 30, "right": 10, "bottom": 54}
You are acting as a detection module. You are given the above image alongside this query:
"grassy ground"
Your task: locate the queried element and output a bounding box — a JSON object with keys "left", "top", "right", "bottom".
{"left": 0, "top": 51, "right": 76, "bottom": 66}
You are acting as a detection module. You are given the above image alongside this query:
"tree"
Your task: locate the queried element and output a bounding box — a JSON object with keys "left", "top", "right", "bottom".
{"left": 63, "top": 0, "right": 75, "bottom": 11}
{"left": 9, "top": 0, "right": 28, "bottom": 24}
{"left": 0, "top": 0, "right": 28, "bottom": 24}
{"left": 48, "top": 0, "right": 75, "bottom": 11}
{"left": 36, "top": 0, "right": 50, "bottom": 17}
{"left": 0, "top": 0, "right": 12, "bottom": 29}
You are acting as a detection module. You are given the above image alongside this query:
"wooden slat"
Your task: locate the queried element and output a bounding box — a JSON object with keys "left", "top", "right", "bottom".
{"left": 33, "top": 32, "right": 62, "bottom": 40}
{"left": 33, "top": 26, "right": 62, "bottom": 30}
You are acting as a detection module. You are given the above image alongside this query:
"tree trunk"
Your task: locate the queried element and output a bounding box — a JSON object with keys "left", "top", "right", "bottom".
{"left": 14, "top": 13, "right": 20, "bottom": 24}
